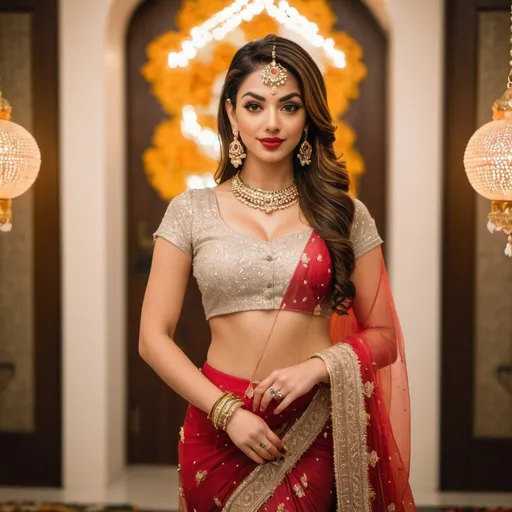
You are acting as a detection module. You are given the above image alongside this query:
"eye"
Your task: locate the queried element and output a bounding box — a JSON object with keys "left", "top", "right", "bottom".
{"left": 282, "top": 103, "right": 302, "bottom": 113}
{"left": 243, "top": 102, "right": 262, "bottom": 112}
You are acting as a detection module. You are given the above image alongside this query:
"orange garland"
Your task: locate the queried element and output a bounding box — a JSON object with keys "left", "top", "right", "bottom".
{"left": 142, "top": 0, "right": 367, "bottom": 199}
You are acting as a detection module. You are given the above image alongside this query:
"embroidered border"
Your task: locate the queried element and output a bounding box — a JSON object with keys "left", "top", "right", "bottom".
{"left": 312, "top": 343, "right": 371, "bottom": 512}
{"left": 222, "top": 386, "right": 331, "bottom": 512}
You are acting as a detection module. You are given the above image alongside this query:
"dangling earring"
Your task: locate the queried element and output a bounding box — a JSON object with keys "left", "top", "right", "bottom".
{"left": 297, "top": 128, "right": 312, "bottom": 167}
{"left": 229, "top": 128, "right": 246, "bottom": 168}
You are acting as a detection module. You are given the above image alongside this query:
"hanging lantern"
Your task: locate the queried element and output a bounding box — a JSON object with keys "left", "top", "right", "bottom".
{"left": 0, "top": 89, "right": 41, "bottom": 232}
{"left": 464, "top": 6, "right": 512, "bottom": 257}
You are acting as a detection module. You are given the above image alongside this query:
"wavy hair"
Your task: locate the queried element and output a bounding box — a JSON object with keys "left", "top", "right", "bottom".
{"left": 215, "top": 35, "right": 355, "bottom": 314}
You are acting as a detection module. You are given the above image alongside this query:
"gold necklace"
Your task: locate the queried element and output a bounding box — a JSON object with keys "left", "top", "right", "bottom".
{"left": 231, "top": 172, "right": 299, "bottom": 214}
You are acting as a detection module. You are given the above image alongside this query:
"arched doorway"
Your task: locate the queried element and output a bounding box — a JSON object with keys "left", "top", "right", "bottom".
{"left": 124, "top": 0, "right": 388, "bottom": 466}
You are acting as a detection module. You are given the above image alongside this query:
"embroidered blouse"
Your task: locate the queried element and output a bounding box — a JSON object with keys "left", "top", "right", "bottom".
{"left": 153, "top": 187, "right": 382, "bottom": 320}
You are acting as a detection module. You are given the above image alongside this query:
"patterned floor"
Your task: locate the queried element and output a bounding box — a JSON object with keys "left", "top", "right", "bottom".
{"left": 1, "top": 505, "right": 510, "bottom": 512}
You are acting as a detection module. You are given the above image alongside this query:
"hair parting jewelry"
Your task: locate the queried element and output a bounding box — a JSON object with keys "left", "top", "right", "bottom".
{"left": 208, "top": 391, "right": 244, "bottom": 430}
{"left": 261, "top": 45, "right": 288, "bottom": 95}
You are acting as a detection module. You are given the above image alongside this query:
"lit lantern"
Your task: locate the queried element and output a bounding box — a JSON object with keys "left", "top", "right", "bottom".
{"left": 0, "top": 90, "right": 41, "bottom": 232}
{"left": 464, "top": 7, "right": 512, "bottom": 257}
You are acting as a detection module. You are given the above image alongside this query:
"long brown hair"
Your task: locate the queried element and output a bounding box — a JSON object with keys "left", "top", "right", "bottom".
{"left": 215, "top": 34, "right": 355, "bottom": 315}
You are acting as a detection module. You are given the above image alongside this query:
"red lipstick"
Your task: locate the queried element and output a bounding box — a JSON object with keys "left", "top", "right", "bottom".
{"left": 258, "top": 137, "right": 285, "bottom": 149}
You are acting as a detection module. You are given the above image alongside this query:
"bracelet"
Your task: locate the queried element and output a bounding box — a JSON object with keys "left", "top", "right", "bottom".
{"left": 208, "top": 391, "right": 244, "bottom": 430}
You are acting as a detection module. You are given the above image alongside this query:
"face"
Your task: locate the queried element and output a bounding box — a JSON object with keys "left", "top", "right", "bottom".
{"left": 225, "top": 66, "right": 307, "bottom": 165}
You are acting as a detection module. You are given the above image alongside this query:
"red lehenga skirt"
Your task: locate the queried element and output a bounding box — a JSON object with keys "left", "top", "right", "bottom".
{"left": 179, "top": 362, "right": 335, "bottom": 512}
{"left": 178, "top": 239, "right": 415, "bottom": 512}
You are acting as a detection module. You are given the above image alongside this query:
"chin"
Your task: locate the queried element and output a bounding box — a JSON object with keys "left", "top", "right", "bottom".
{"left": 250, "top": 147, "right": 294, "bottom": 165}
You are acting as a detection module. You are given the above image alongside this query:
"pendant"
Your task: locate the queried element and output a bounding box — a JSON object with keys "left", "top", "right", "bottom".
{"left": 245, "top": 381, "right": 255, "bottom": 399}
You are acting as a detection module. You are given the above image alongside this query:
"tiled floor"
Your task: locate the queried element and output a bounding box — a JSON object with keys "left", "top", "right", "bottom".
{"left": 1, "top": 466, "right": 512, "bottom": 510}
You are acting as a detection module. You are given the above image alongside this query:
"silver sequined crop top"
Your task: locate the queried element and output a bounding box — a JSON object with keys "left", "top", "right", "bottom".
{"left": 154, "top": 187, "right": 382, "bottom": 320}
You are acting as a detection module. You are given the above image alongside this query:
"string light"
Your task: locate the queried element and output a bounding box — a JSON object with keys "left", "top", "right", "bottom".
{"left": 167, "top": 0, "right": 346, "bottom": 70}
{"left": 180, "top": 105, "right": 221, "bottom": 161}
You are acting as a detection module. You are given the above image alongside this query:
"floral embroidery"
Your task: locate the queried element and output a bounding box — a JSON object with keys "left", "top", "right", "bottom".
{"left": 276, "top": 505, "right": 285, "bottom": 512}
{"left": 369, "top": 487, "right": 376, "bottom": 501}
{"left": 178, "top": 486, "right": 185, "bottom": 497}
{"left": 300, "top": 473, "right": 308, "bottom": 488}
{"left": 368, "top": 450, "right": 380, "bottom": 468}
{"left": 365, "top": 412, "right": 371, "bottom": 426}
{"left": 302, "top": 297, "right": 308, "bottom": 302}
{"left": 195, "top": 469, "right": 208, "bottom": 486}
{"left": 363, "top": 381, "right": 375, "bottom": 398}
{"left": 312, "top": 344, "right": 372, "bottom": 512}
{"left": 317, "top": 254, "right": 323, "bottom": 261}
{"left": 293, "top": 483, "right": 305, "bottom": 498}
{"left": 388, "top": 505, "right": 397, "bottom": 512}
{"left": 301, "top": 253, "right": 310, "bottom": 267}
{"left": 179, "top": 426, "right": 185, "bottom": 442}
{"left": 303, "top": 280, "right": 307, "bottom": 285}
{"left": 214, "top": 496, "right": 222, "bottom": 506}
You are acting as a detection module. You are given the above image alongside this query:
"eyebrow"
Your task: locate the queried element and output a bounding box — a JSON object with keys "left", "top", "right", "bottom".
{"left": 241, "top": 92, "right": 303, "bottom": 102}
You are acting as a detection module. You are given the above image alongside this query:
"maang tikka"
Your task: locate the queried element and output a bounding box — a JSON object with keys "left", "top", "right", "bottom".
{"left": 261, "top": 45, "right": 288, "bottom": 95}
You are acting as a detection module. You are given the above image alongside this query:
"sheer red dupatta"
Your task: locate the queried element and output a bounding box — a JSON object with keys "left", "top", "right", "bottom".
{"left": 329, "top": 246, "right": 415, "bottom": 511}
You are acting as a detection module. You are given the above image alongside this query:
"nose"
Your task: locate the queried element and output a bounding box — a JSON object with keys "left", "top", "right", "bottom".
{"left": 265, "top": 107, "right": 280, "bottom": 135}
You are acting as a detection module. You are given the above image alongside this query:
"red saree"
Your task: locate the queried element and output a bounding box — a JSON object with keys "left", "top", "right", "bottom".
{"left": 178, "top": 232, "right": 415, "bottom": 512}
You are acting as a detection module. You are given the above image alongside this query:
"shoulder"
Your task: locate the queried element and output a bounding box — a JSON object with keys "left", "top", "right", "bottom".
{"left": 166, "top": 187, "right": 210, "bottom": 213}
{"left": 349, "top": 197, "right": 383, "bottom": 259}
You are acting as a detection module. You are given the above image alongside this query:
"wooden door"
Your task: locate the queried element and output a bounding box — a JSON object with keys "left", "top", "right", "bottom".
{"left": 126, "top": 0, "right": 211, "bottom": 465}
{"left": 0, "top": 0, "right": 60, "bottom": 486}
{"left": 126, "top": 0, "right": 387, "bottom": 465}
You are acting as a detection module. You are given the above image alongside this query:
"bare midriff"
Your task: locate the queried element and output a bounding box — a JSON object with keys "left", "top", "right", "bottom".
{"left": 206, "top": 310, "right": 331, "bottom": 381}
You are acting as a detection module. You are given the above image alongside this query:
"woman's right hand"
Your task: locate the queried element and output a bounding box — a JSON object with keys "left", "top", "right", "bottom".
{"left": 225, "top": 408, "right": 286, "bottom": 464}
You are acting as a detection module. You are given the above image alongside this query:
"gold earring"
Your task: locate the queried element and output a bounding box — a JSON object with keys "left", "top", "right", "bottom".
{"left": 297, "top": 128, "right": 312, "bottom": 167}
{"left": 229, "top": 129, "right": 246, "bottom": 168}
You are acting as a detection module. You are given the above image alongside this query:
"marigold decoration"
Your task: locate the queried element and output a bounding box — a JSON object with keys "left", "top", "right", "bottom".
{"left": 142, "top": 0, "right": 367, "bottom": 200}
{"left": 0, "top": 89, "right": 41, "bottom": 232}
{"left": 463, "top": 5, "right": 512, "bottom": 257}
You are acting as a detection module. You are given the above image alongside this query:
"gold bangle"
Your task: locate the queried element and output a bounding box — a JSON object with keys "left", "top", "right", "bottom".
{"left": 217, "top": 398, "right": 240, "bottom": 430}
{"left": 207, "top": 391, "right": 232, "bottom": 420}
{"left": 220, "top": 400, "right": 244, "bottom": 430}
{"left": 208, "top": 392, "right": 244, "bottom": 430}
{"left": 213, "top": 395, "right": 233, "bottom": 428}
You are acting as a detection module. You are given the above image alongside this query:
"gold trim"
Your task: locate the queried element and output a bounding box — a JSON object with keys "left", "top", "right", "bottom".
{"left": 222, "top": 387, "right": 331, "bottom": 511}
{"left": 312, "top": 343, "right": 371, "bottom": 512}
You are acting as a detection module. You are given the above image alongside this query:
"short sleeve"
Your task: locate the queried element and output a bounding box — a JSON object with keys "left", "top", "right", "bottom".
{"left": 350, "top": 198, "right": 383, "bottom": 259}
{"left": 153, "top": 190, "right": 193, "bottom": 256}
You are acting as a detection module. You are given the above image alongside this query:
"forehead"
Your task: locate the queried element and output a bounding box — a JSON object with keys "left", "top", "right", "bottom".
{"left": 237, "top": 65, "right": 302, "bottom": 99}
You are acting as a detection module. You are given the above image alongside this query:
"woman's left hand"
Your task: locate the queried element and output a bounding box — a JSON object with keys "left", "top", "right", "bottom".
{"left": 252, "top": 358, "right": 329, "bottom": 415}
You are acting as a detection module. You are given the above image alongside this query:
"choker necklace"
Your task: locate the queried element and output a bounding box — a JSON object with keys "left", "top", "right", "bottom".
{"left": 231, "top": 172, "right": 299, "bottom": 214}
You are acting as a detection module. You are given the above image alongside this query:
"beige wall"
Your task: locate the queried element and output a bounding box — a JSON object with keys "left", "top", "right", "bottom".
{"left": 387, "top": 0, "right": 444, "bottom": 497}
{"left": 59, "top": 0, "right": 444, "bottom": 496}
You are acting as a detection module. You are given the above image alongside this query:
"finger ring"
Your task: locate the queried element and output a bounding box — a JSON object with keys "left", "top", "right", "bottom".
{"left": 275, "top": 391, "right": 284, "bottom": 400}
{"left": 268, "top": 387, "right": 276, "bottom": 396}
{"left": 260, "top": 442, "right": 268, "bottom": 449}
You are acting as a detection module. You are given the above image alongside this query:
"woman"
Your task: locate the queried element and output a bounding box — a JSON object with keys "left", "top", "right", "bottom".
{"left": 140, "top": 34, "right": 415, "bottom": 511}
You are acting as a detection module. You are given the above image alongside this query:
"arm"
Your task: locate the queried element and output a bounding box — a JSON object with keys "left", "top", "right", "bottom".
{"left": 349, "top": 245, "right": 398, "bottom": 368}
{"left": 138, "top": 237, "right": 223, "bottom": 414}
{"left": 310, "top": 244, "right": 397, "bottom": 386}
{"left": 141, "top": 195, "right": 285, "bottom": 464}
